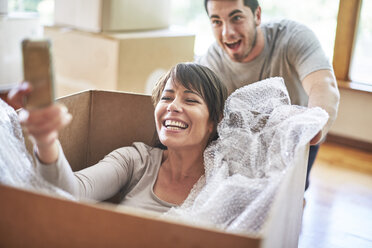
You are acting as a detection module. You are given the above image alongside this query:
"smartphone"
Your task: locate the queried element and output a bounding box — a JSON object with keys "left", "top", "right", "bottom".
{"left": 22, "top": 39, "right": 55, "bottom": 109}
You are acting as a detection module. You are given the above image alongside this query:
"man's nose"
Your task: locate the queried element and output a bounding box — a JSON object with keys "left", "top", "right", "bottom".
{"left": 222, "top": 22, "right": 235, "bottom": 38}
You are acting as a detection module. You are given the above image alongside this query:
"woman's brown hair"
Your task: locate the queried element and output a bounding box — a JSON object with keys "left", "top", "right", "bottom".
{"left": 152, "top": 62, "right": 228, "bottom": 148}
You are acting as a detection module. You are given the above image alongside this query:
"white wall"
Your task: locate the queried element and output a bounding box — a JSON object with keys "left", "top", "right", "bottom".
{"left": 329, "top": 88, "right": 372, "bottom": 143}
{"left": 0, "top": 15, "right": 42, "bottom": 89}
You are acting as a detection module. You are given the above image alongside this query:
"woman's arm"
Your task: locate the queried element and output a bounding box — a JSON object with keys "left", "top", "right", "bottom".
{"left": 35, "top": 143, "right": 134, "bottom": 201}
{"left": 8, "top": 82, "right": 135, "bottom": 201}
{"left": 8, "top": 82, "right": 72, "bottom": 163}
{"left": 19, "top": 104, "right": 71, "bottom": 164}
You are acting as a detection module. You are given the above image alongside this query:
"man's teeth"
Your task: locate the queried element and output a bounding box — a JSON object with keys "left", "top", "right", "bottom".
{"left": 225, "top": 40, "right": 240, "bottom": 49}
{"left": 226, "top": 40, "right": 239, "bottom": 45}
{"left": 164, "top": 120, "right": 188, "bottom": 129}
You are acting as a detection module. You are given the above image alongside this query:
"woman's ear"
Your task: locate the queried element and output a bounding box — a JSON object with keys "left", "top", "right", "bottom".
{"left": 208, "top": 120, "right": 215, "bottom": 135}
{"left": 218, "top": 113, "right": 224, "bottom": 123}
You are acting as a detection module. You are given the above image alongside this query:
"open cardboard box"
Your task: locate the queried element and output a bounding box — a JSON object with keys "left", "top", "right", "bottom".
{"left": 0, "top": 90, "right": 308, "bottom": 247}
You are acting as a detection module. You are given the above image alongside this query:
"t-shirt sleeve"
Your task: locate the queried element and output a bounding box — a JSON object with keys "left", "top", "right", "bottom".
{"left": 36, "top": 142, "right": 145, "bottom": 202}
{"left": 286, "top": 23, "right": 332, "bottom": 81}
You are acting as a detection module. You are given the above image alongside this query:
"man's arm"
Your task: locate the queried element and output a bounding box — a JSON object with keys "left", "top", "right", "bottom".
{"left": 302, "top": 69, "right": 340, "bottom": 145}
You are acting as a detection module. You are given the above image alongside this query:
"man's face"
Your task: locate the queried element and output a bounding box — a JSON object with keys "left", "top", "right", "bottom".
{"left": 207, "top": 0, "right": 261, "bottom": 63}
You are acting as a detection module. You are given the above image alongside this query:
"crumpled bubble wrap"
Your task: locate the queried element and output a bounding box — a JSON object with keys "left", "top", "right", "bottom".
{"left": 165, "top": 77, "right": 329, "bottom": 235}
{"left": 0, "top": 98, "right": 74, "bottom": 200}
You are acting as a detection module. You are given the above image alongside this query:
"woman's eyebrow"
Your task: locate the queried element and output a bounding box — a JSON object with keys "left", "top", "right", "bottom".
{"left": 184, "top": 90, "right": 202, "bottom": 97}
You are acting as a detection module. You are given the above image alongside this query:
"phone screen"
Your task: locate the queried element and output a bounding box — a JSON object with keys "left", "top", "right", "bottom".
{"left": 22, "top": 39, "right": 54, "bottom": 109}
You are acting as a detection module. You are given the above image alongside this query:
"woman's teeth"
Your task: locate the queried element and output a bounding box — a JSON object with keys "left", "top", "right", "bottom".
{"left": 164, "top": 120, "right": 188, "bottom": 129}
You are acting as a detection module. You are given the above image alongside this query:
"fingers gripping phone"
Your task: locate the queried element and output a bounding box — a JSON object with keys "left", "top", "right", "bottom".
{"left": 22, "top": 39, "right": 55, "bottom": 109}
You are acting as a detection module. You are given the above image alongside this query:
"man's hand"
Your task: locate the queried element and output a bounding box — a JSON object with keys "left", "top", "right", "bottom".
{"left": 310, "top": 130, "right": 322, "bottom": 145}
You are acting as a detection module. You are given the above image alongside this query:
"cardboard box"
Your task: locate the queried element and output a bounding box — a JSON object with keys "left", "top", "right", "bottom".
{"left": 0, "top": 90, "right": 308, "bottom": 247}
{"left": 44, "top": 26, "right": 195, "bottom": 98}
{"left": 54, "top": 0, "right": 171, "bottom": 32}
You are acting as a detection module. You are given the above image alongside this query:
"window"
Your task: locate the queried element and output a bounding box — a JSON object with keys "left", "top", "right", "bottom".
{"left": 170, "top": 0, "right": 213, "bottom": 57}
{"left": 333, "top": 0, "right": 372, "bottom": 90}
{"left": 8, "top": 0, "right": 54, "bottom": 25}
{"left": 349, "top": 0, "right": 372, "bottom": 85}
{"left": 260, "top": 0, "right": 339, "bottom": 63}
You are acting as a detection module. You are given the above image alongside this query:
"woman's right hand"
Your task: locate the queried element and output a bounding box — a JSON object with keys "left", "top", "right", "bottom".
{"left": 8, "top": 82, "right": 72, "bottom": 164}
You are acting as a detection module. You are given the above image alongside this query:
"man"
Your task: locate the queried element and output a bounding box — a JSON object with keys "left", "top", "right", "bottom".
{"left": 197, "top": 0, "right": 340, "bottom": 190}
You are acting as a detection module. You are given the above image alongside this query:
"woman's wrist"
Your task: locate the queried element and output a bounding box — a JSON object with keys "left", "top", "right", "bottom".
{"left": 35, "top": 139, "right": 59, "bottom": 165}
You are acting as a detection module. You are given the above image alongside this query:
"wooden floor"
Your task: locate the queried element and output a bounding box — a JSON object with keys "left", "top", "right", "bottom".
{"left": 299, "top": 142, "right": 372, "bottom": 248}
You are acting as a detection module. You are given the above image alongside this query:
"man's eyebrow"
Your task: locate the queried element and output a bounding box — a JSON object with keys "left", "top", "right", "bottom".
{"left": 228, "top": 9, "right": 243, "bottom": 17}
{"left": 210, "top": 14, "right": 220, "bottom": 19}
{"left": 210, "top": 9, "right": 243, "bottom": 19}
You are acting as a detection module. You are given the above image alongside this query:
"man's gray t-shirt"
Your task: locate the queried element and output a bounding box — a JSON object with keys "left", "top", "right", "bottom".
{"left": 197, "top": 19, "right": 332, "bottom": 106}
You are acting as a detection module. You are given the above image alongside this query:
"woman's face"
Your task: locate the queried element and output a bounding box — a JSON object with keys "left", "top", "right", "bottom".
{"left": 155, "top": 79, "right": 214, "bottom": 150}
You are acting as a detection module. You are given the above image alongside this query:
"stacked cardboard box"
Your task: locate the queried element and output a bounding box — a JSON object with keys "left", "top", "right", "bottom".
{"left": 47, "top": 0, "right": 195, "bottom": 97}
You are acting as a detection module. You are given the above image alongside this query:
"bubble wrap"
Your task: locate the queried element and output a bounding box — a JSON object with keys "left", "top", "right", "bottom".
{"left": 164, "top": 77, "right": 329, "bottom": 235}
{"left": 0, "top": 98, "right": 74, "bottom": 200}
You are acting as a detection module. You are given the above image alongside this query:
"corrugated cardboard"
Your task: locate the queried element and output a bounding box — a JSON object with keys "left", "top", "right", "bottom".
{"left": 0, "top": 90, "right": 308, "bottom": 247}
{"left": 44, "top": 26, "right": 195, "bottom": 98}
{"left": 54, "top": 0, "right": 171, "bottom": 32}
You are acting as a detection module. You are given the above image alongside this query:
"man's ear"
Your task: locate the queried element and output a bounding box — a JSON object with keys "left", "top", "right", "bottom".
{"left": 254, "top": 6, "right": 261, "bottom": 26}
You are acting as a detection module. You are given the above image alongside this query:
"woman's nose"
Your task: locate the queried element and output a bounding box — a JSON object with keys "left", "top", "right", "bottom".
{"left": 167, "top": 100, "right": 182, "bottom": 112}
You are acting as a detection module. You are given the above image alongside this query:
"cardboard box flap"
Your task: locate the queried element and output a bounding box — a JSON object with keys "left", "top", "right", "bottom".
{"left": 88, "top": 90, "right": 155, "bottom": 167}
{"left": 0, "top": 184, "right": 259, "bottom": 248}
{"left": 57, "top": 90, "right": 91, "bottom": 171}
{"left": 262, "top": 145, "right": 309, "bottom": 248}
{"left": 57, "top": 90, "right": 155, "bottom": 171}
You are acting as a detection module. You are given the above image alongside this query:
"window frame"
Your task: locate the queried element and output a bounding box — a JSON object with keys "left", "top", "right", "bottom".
{"left": 333, "top": 0, "right": 372, "bottom": 93}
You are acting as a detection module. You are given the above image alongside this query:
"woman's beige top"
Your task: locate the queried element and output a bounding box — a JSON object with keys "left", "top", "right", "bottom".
{"left": 35, "top": 142, "right": 176, "bottom": 213}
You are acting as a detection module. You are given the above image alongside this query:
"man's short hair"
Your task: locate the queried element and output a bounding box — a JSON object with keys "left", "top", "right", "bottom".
{"left": 204, "top": 0, "right": 259, "bottom": 14}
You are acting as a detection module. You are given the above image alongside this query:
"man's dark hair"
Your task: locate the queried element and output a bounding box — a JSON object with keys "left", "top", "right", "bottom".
{"left": 204, "top": 0, "right": 259, "bottom": 14}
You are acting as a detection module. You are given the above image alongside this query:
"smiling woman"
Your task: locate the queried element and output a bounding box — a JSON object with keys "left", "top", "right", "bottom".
{"left": 152, "top": 63, "right": 227, "bottom": 149}
{"left": 6, "top": 62, "right": 228, "bottom": 211}
{"left": 149, "top": 63, "right": 228, "bottom": 204}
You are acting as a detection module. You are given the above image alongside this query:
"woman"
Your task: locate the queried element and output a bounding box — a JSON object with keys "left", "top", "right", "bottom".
{"left": 9, "top": 63, "right": 228, "bottom": 213}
